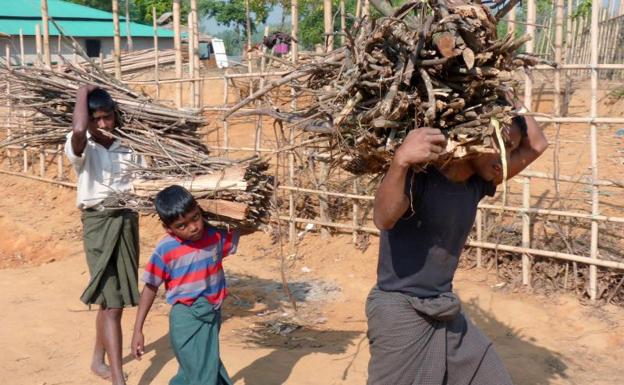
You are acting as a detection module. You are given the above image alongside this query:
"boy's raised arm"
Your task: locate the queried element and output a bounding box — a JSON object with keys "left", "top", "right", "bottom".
{"left": 131, "top": 283, "right": 158, "bottom": 360}
{"left": 71, "top": 85, "right": 97, "bottom": 157}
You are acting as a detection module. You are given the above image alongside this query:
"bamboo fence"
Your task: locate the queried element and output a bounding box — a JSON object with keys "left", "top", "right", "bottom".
{"left": 1, "top": 0, "right": 623, "bottom": 302}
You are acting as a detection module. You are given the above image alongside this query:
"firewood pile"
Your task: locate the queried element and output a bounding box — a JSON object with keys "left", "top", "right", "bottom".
{"left": 226, "top": 0, "right": 549, "bottom": 175}
{"left": 0, "top": 62, "right": 273, "bottom": 229}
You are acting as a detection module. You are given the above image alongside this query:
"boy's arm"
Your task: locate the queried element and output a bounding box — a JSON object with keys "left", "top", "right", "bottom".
{"left": 373, "top": 127, "right": 446, "bottom": 230}
{"left": 71, "top": 85, "right": 97, "bottom": 157}
{"left": 131, "top": 283, "right": 158, "bottom": 360}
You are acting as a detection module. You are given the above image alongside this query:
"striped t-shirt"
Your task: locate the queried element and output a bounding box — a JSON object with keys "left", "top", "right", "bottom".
{"left": 142, "top": 227, "right": 239, "bottom": 307}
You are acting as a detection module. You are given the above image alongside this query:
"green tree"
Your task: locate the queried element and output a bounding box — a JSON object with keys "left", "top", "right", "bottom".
{"left": 66, "top": 0, "right": 112, "bottom": 12}
{"left": 134, "top": 0, "right": 190, "bottom": 24}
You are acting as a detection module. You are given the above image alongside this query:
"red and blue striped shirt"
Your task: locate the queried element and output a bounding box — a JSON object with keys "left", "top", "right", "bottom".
{"left": 142, "top": 227, "right": 239, "bottom": 307}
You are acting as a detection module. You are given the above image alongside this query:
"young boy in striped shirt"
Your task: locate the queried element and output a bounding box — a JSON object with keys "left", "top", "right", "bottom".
{"left": 131, "top": 185, "right": 238, "bottom": 385}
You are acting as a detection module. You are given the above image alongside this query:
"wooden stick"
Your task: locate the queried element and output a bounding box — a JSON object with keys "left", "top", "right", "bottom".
{"left": 291, "top": 0, "right": 299, "bottom": 65}
{"left": 125, "top": 0, "right": 133, "bottom": 51}
{"left": 324, "top": 0, "right": 334, "bottom": 51}
{"left": 112, "top": 0, "right": 122, "bottom": 80}
{"left": 318, "top": 161, "right": 330, "bottom": 238}
{"left": 173, "top": 0, "right": 183, "bottom": 107}
{"left": 522, "top": 177, "right": 531, "bottom": 285}
{"left": 41, "top": 0, "right": 51, "bottom": 68}
{"left": 152, "top": 7, "right": 160, "bottom": 99}
{"left": 188, "top": 12, "right": 195, "bottom": 107}
{"left": 352, "top": 178, "right": 360, "bottom": 244}
{"left": 507, "top": 3, "right": 516, "bottom": 36}
{"left": 475, "top": 208, "right": 483, "bottom": 268}
{"left": 39, "top": 147, "right": 45, "bottom": 177}
{"left": 552, "top": 0, "right": 564, "bottom": 202}
{"left": 340, "top": 0, "right": 346, "bottom": 46}
{"left": 588, "top": 0, "right": 600, "bottom": 301}
{"left": 191, "top": 0, "right": 200, "bottom": 107}
{"left": 19, "top": 29, "right": 25, "bottom": 65}
{"left": 56, "top": 145, "right": 63, "bottom": 179}
{"left": 523, "top": 0, "right": 536, "bottom": 109}
{"left": 35, "top": 24, "right": 42, "bottom": 68}
{"left": 0, "top": 169, "right": 76, "bottom": 189}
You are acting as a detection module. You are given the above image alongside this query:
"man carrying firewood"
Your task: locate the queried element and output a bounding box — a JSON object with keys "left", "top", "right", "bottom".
{"left": 367, "top": 92, "right": 548, "bottom": 385}
{"left": 65, "top": 85, "right": 142, "bottom": 385}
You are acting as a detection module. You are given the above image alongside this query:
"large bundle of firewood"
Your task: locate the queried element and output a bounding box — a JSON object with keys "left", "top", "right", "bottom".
{"left": 226, "top": 0, "right": 546, "bottom": 174}
{"left": 0, "top": 62, "right": 273, "bottom": 229}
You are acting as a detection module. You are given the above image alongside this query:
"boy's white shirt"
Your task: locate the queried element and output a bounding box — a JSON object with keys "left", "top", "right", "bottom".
{"left": 64, "top": 131, "right": 142, "bottom": 209}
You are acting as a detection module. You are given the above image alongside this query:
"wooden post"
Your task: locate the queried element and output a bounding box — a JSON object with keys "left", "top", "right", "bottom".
{"left": 244, "top": 0, "right": 254, "bottom": 98}
{"left": 99, "top": 52, "right": 104, "bottom": 68}
{"left": 173, "top": 0, "right": 183, "bottom": 108}
{"left": 41, "top": 0, "right": 51, "bottom": 68}
{"left": 188, "top": 12, "right": 195, "bottom": 107}
{"left": 352, "top": 179, "right": 361, "bottom": 244}
{"left": 289, "top": 0, "right": 299, "bottom": 246}
{"left": 152, "top": 7, "right": 160, "bottom": 99}
{"left": 223, "top": 77, "right": 229, "bottom": 154}
{"left": 191, "top": 0, "right": 201, "bottom": 107}
{"left": 553, "top": 0, "right": 564, "bottom": 201}
{"left": 19, "top": 29, "right": 25, "bottom": 65}
{"left": 356, "top": 0, "right": 362, "bottom": 19}
{"left": 291, "top": 0, "right": 299, "bottom": 65}
{"left": 524, "top": 0, "right": 535, "bottom": 109}
{"left": 507, "top": 4, "right": 516, "bottom": 36}
{"left": 112, "top": 0, "right": 122, "bottom": 80}
{"left": 324, "top": 0, "right": 334, "bottom": 51}
{"left": 340, "top": 0, "right": 346, "bottom": 46}
{"left": 39, "top": 147, "right": 45, "bottom": 177}
{"left": 476, "top": 208, "right": 483, "bottom": 268}
{"left": 363, "top": 0, "right": 370, "bottom": 18}
{"left": 522, "top": 177, "right": 531, "bottom": 285}
{"left": 35, "top": 24, "right": 42, "bottom": 67}
{"left": 588, "top": 0, "right": 600, "bottom": 301}
{"left": 5, "top": 46, "right": 12, "bottom": 163}
{"left": 125, "top": 0, "right": 133, "bottom": 51}
{"left": 319, "top": 161, "right": 330, "bottom": 238}
{"left": 255, "top": 26, "right": 270, "bottom": 154}
{"left": 23, "top": 149, "right": 28, "bottom": 173}
{"left": 56, "top": 145, "right": 63, "bottom": 179}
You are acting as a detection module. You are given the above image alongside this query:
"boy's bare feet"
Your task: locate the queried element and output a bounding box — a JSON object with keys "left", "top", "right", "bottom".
{"left": 90, "top": 362, "right": 112, "bottom": 380}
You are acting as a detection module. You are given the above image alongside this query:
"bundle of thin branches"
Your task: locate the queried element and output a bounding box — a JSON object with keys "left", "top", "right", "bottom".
{"left": 226, "top": 0, "right": 549, "bottom": 175}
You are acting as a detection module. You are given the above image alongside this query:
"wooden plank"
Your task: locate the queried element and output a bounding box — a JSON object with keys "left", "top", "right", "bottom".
{"left": 197, "top": 199, "right": 248, "bottom": 220}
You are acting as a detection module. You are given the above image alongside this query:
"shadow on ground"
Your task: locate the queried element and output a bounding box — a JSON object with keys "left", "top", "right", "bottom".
{"left": 463, "top": 298, "right": 569, "bottom": 385}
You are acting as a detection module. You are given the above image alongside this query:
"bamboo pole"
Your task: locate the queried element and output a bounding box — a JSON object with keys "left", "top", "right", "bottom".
{"left": 19, "top": 29, "right": 25, "bottom": 65}
{"left": 340, "top": 0, "right": 346, "bottom": 46}
{"left": 5, "top": 46, "right": 12, "bottom": 162}
{"left": 191, "top": 0, "right": 201, "bottom": 107}
{"left": 356, "top": 0, "right": 362, "bottom": 19}
{"left": 112, "top": 0, "right": 122, "bottom": 80}
{"left": 318, "top": 161, "right": 330, "bottom": 238}
{"left": 125, "top": 0, "right": 133, "bottom": 51}
{"left": 244, "top": 0, "right": 253, "bottom": 99}
{"left": 553, "top": 0, "right": 564, "bottom": 202}
{"left": 152, "top": 7, "right": 160, "bottom": 99}
{"left": 56, "top": 145, "right": 63, "bottom": 179}
{"left": 324, "top": 0, "right": 334, "bottom": 51}
{"left": 289, "top": 0, "right": 299, "bottom": 246}
{"left": 588, "top": 0, "right": 600, "bottom": 301}
{"left": 363, "top": 0, "right": 370, "bottom": 18}
{"left": 223, "top": 77, "right": 229, "bottom": 155}
{"left": 41, "top": 0, "right": 51, "bottom": 68}
{"left": 507, "top": 3, "right": 516, "bottom": 36}
{"left": 255, "top": 26, "right": 270, "bottom": 154}
{"left": 475, "top": 208, "right": 483, "bottom": 267}
{"left": 521, "top": 177, "right": 531, "bottom": 285}
{"left": 39, "top": 147, "right": 45, "bottom": 177}
{"left": 188, "top": 12, "right": 195, "bottom": 107}
{"left": 173, "top": 0, "right": 183, "bottom": 108}
{"left": 35, "top": 24, "right": 42, "bottom": 68}
{"left": 352, "top": 178, "right": 361, "bottom": 244}
{"left": 524, "top": 0, "right": 536, "bottom": 109}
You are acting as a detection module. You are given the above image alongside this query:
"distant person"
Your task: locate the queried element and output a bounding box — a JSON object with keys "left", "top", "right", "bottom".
{"left": 131, "top": 185, "right": 239, "bottom": 385}
{"left": 366, "top": 91, "right": 548, "bottom": 385}
{"left": 65, "top": 85, "right": 142, "bottom": 385}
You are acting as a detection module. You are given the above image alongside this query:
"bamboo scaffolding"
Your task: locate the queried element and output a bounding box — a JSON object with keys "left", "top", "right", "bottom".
{"left": 324, "top": 0, "right": 334, "bottom": 51}
{"left": 152, "top": 7, "right": 160, "bottom": 99}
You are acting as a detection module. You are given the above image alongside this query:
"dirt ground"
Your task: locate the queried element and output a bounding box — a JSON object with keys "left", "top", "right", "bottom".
{"left": 1, "top": 69, "right": 623, "bottom": 384}
{"left": 1, "top": 175, "right": 623, "bottom": 385}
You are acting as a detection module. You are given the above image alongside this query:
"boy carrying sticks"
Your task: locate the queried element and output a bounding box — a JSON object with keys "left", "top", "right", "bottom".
{"left": 66, "top": 85, "right": 142, "bottom": 385}
{"left": 131, "top": 185, "right": 238, "bottom": 385}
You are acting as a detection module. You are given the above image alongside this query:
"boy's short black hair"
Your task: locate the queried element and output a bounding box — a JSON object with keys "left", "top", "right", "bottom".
{"left": 87, "top": 88, "right": 116, "bottom": 114}
{"left": 154, "top": 185, "right": 199, "bottom": 226}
